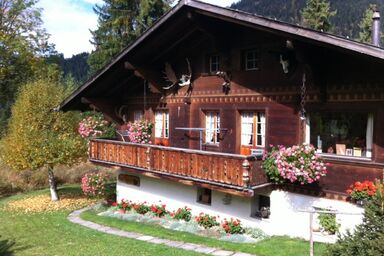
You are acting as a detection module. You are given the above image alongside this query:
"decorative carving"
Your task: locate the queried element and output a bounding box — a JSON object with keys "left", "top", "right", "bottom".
{"left": 162, "top": 58, "right": 192, "bottom": 90}
{"left": 242, "top": 159, "right": 250, "bottom": 187}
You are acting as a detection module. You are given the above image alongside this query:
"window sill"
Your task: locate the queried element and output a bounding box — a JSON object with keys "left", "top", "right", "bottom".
{"left": 204, "top": 143, "right": 220, "bottom": 147}
{"left": 319, "top": 153, "right": 372, "bottom": 163}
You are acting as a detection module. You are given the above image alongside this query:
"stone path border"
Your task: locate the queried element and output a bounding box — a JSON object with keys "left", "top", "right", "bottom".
{"left": 68, "top": 207, "right": 256, "bottom": 256}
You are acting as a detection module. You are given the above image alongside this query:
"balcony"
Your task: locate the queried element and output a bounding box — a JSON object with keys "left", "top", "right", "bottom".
{"left": 89, "top": 139, "right": 270, "bottom": 196}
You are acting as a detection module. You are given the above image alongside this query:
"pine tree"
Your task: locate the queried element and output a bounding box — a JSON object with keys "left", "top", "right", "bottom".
{"left": 301, "top": 0, "right": 337, "bottom": 32}
{"left": 88, "top": 0, "right": 172, "bottom": 74}
{"left": 358, "top": 4, "right": 377, "bottom": 44}
{"left": 326, "top": 183, "right": 384, "bottom": 256}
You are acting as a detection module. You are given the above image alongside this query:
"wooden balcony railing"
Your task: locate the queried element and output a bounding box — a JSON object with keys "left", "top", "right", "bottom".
{"left": 89, "top": 139, "right": 268, "bottom": 189}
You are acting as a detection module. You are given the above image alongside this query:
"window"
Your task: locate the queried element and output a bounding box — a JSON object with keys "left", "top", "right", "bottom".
{"left": 244, "top": 49, "right": 258, "bottom": 71}
{"left": 197, "top": 188, "right": 212, "bottom": 205}
{"left": 155, "top": 111, "right": 169, "bottom": 138}
{"left": 241, "top": 112, "right": 265, "bottom": 147}
{"left": 134, "top": 110, "right": 144, "bottom": 122}
{"left": 209, "top": 55, "right": 220, "bottom": 73}
{"left": 118, "top": 174, "right": 140, "bottom": 187}
{"left": 308, "top": 112, "right": 374, "bottom": 158}
{"left": 205, "top": 112, "right": 220, "bottom": 144}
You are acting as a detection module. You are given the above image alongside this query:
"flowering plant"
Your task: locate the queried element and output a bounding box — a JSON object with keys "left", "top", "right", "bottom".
{"left": 112, "top": 199, "right": 132, "bottom": 212}
{"left": 132, "top": 201, "right": 150, "bottom": 215}
{"left": 347, "top": 180, "right": 377, "bottom": 201}
{"left": 222, "top": 218, "right": 244, "bottom": 234}
{"left": 78, "top": 113, "right": 115, "bottom": 138}
{"left": 195, "top": 213, "right": 219, "bottom": 229}
{"left": 150, "top": 203, "right": 168, "bottom": 217}
{"left": 125, "top": 120, "right": 153, "bottom": 144}
{"left": 81, "top": 173, "right": 109, "bottom": 198}
{"left": 262, "top": 144, "right": 328, "bottom": 185}
{"left": 172, "top": 206, "right": 192, "bottom": 222}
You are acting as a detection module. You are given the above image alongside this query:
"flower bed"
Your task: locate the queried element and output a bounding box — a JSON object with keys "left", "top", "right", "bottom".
{"left": 99, "top": 199, "right": 268, "bottom": 243}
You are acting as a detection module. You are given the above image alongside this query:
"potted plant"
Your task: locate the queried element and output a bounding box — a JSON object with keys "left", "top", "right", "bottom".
{"left": 346, "top": 180, "right": 376, "bottom": 206}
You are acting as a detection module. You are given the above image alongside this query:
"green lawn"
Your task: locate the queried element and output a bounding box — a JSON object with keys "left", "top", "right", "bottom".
{"left": 0, "top": 186, "right": 328, "bottom": 256}
{"left": 0, "top": 187, "right": 202, "bottom": 256}
{"left": 82, "top": 207, "right": 328, "bottom": 256}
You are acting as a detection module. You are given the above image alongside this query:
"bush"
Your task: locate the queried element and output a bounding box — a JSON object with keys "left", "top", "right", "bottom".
{"left": 195, "top": 213, "right": 219, "bottom": 229}
{"left": 172, "top": 206, "right": 192, "bottom": 222}
{"left": 222, "top": 218, "right": 245, "bottom": 234}
{"left": 112, "top": 199, "right": 132, "bottom": 212}
{"left": 326, "top": 182, "right": 384, "bottom": 256}
{"left": 132, "top": 202, "right": 150, "bottom": 215}
{"left": 318, "top": 212, "right": 339, "bottom": 234}
{"left": 150, "top": 203, "right": 168, "bottom": 217}
{"left": 81, "top": 172, "right": 109, "bottom": 198}
{"left": 262, "top": 144, "right": 328, "bottom": 184}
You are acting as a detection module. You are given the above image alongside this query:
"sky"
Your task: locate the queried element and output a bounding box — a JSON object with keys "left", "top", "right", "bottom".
{"left": 37, "top": 0, "right": 237, "bottom": 58}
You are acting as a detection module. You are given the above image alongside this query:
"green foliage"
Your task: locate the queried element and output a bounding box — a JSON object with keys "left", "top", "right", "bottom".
{"left": 231, "top": 0, "right": 384, "bottom": 39}
{"left": 318, "top": 212, "right": 339, "bottom": 234}
{"left": 0, "top": 0, "right": 55, "bottom": 134}
{"left": 0, "top": 78, "right": 87, "bottom": 171}
{"left": 172, "top": 206, "right": 192, "bottom": 222}
{"left": 88, "top": 0, "right": 172, "bottom": 73}
{"left": 358, "top": 4, "right": 377, "bottom": 44}
{"left": 301, "top": 0, "right": 337, "bottom": 32}
{"left": 326, "top": 182, "right": 384, "bottom": 256}
{"left": 194, "top": 213, "right": 219, "bottom": 229}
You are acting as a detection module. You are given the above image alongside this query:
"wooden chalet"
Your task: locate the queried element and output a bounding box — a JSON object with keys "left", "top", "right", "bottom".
{"left": 59, "top": 0, "right": 384, "bottom": 238}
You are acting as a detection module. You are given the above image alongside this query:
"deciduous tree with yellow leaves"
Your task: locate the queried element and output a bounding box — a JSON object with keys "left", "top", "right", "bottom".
{"left": 0, "top": 78, "right": 87, "bottom": 201}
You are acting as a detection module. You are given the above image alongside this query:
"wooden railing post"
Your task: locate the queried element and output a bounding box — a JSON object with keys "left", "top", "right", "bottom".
{"left": 242, "top": 158, "right": 250, "bottom": 188}
{"left": 146, "top": 146, "right": 152, "bottom": 170}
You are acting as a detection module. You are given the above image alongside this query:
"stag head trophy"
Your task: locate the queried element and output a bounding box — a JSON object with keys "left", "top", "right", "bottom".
{"left": 162, "top": 58, "right": 192, "bottom": 91}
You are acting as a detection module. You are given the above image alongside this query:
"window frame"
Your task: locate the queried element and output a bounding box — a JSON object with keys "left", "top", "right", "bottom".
{"left": 155, "top": 110, "right": 169, "bottom": 139}
{"left": 209, "top": 55, "right": 220, "bottom": 73}
{"left": 205, "top": 111, "right": 220, "bottom": 145}
{"left": 241, "top": 111, "right": 265, "bottom": 147}
{"left": 306, "top": 111, "right": 374, "bottom": 160}
{"left": 244, "top": 49, "right": 259, "bottom": 71}
{"left": 133, "top": 110, "right": 144, "bottom": 122}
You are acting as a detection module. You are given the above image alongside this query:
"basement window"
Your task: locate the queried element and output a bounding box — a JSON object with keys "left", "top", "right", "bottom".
{"left": 197, "top": 188, "right": 212, "bottom": 205}
{"left": 251, "top": 195, "right": 270, "bottom": 219}
{"left": 118, "top": 174, "right": 140, "bottom": 187}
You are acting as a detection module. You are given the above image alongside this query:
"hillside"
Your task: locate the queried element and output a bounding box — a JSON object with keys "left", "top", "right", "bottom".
{"left": 230, "top": 0, "right": 384, "bottom": 40}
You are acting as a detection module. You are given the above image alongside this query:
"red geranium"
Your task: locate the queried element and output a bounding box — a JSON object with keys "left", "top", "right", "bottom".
{"left": 347, "top": 180, "right": 376, "bottom": 201}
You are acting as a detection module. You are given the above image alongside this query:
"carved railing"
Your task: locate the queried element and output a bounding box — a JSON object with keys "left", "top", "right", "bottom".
{"left": 89, "top": 139, "right": 268, "bottom": 188}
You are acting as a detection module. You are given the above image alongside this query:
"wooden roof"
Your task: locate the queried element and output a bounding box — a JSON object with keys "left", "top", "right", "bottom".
{"left": 58, "top": 0, "right": 384, "bottom": 111}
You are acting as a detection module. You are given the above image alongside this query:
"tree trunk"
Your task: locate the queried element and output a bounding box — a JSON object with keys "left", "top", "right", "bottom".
{"left": 48, "top": 165, "right": 59, "bottom": 201}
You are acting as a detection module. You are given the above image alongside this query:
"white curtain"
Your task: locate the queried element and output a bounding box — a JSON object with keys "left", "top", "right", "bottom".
{"left": 241, "top": 112, "right": 253, "bottom": 145}
{"left": 366, "top": 113, "right": 374, "bottom": 158}
{"left": 155, "top": 111, "right": 163, "bottom": 137}
{"left": 258, "top": 112, "right": 266, "bottom": 147}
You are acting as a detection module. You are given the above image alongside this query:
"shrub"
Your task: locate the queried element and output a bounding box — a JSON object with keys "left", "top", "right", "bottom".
{"left": 78, "top": 112, "right": 115, "bottom": 138}
{"left": 125, "top": 120, "right": 153, "bottom": 144}
{"left": 347, "top": 180, "right": 376, "bottom": 201}
{"left": 172, "top": 206, "right": 192, "bottom": 222}
{"left": 132, "top": 202, "right": 150, "bottom": 215}
{"left": 262, "top": 144, "right": 328, "bottom": 184}
{"left": 222, "top": 218, "right": 245, "bottom": 234}
{"left": 318, "top": 212, "right": 339, "bottom": 234}
{"left": 195, "top": 213, "right": 219, "bottom": 229}
{"left": 112, "top": 199, "right": 132, "bottom": 212}
{"left": 81, "top": 173, "right": 109, "bottom": 198}
{"left": 326, "top": 182, "right": 384, "bottom": 256}
{"left": 150, "top": 203, "right": 168, "bottom": 217}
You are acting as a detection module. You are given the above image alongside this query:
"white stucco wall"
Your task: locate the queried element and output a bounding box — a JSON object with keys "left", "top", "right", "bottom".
{"left": 116, "top": 172, "right": 364, "bottom": 240}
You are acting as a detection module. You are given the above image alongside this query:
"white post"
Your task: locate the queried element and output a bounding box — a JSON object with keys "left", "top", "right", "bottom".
{"left": 309, "top": 212, "right": 314, "bottom": 256}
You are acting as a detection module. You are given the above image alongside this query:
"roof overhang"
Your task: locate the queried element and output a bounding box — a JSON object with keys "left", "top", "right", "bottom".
{"left": 58, "top": 0, "right": 384, "bottom": 111}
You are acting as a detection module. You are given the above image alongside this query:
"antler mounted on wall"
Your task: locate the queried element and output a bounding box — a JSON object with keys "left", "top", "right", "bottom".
{"left": 216, "top": 71, "right": 231, "bottom": 94}
{"left": 162, "top": 58, "right": 192, "bottom": 90}
{"left": 115, "top": 105, "right": 129, "bottom": 123}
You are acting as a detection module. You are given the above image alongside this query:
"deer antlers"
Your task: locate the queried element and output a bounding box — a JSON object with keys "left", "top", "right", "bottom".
{"left": 162, "top": 58, "right": 192, "bottom": 90}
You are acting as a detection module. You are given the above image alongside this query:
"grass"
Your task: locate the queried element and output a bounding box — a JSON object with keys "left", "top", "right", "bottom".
{"left": 0, "top": 186, "right": 203, "bottom": 256}
{"left": 81, "top": 208, "right": 328, "bottom": 256}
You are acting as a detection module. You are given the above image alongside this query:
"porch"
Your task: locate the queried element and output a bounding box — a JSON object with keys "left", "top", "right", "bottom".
{"left": 89, "top": 139, "right": 270, "bottom": 196}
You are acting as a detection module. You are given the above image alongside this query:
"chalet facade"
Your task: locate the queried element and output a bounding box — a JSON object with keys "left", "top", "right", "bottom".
{"left": 60, "top": 0, "right": 384, "bottom": 239}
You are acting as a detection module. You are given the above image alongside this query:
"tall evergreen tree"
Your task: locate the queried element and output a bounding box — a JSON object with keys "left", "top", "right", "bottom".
{"left": 358, "top": 4, "right": 377, "bottom": 44}
{"left": 88, "top": 0, "right": 172, "bottom": 74}
{"left": 301, "top": 0, "right": 337, "bottom": 32}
